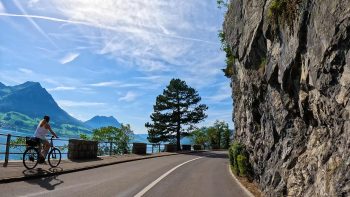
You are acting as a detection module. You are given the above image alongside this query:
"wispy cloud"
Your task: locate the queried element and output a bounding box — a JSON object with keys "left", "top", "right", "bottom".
{"left": 13, "top": 0, "right": 58, "bottom": 48}
{"left": 57, "top": 100, "right": 106, "bottom": 107}
{"left": 27, "top": 0, "right": 39, "bottom": 8}
{"left": 119, "top": 91, "right": 137, "bottom": 102}
{"left": 0, "top": 1, "right": 5, "bottom": 13}
{"left": 48, "top": 86, "right": 76, "bottom": 91}
{"left": 18, "top": 68, "right": 33, "bottom": 74}
{"left": 207, "top": 92, "right": 231, "bottom": 102}
{"left": 89, "top": 81, "right": 120, "bottom": 87}
{"left": 205, "top": 82, "right": 232, "bottom": 102}
{"left": 0, "top": 0, "right": 220, "bottom": 74}
{"left": 60, "top": 52, "right": 79, "bottom": 64}
{"left": 89, "top": 81, "right": 146, "bottom": 88}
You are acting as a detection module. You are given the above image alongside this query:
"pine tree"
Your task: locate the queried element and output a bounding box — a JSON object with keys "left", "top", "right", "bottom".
{"left": 145, "top": 79, "right": 208, "bottom": 150}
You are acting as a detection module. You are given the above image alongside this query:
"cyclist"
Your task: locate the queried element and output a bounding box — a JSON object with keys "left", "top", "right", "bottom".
{"left": 33, "top": 115, "right": 58, "bottom": 163}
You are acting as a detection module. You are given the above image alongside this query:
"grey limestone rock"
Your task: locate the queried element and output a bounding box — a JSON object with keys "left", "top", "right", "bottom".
{"left": 223, "top": 0, "right": 350, "bottom": 196}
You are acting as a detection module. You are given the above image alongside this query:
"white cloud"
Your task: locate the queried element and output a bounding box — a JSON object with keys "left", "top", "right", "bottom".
{"left": 0, "top": 1, "right": 5, "bottom": 13}
{"left": 119, "top": 91, "right": 137, "bottom": 102}
{"left": 206, "top": 82, "right": 232, "bottom": 102}
{"left": 89, "top": 81, "right": 147, "bottom": 88}
{"left": 13, "top": 0, "right": 58, "bottom": 48}
{"left": 60, "top": 52, "right": 79, "bottom": 64}
{"left": 207, "top": 92, "right": 231, "bottom": 102}
{"left": 48, "top": 86, "right": 76, "bottom": 91}
{"left": 89, "top": 81, "right": 120, "bottom": 87}
{"left": 28, "top": 0, "right": 40, "bottom": 8}
{"left": 57, "top": 100, "right": 105, "bottom": 107}
{"left": 18, "top": 68, "right": 33, "bottom": 74}
{"left": 1, "top": 0, "right": 221, "bottom": 73}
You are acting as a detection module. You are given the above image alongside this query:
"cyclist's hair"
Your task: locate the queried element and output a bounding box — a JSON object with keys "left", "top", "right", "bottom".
{"left": 43, "top": 115, "right": 50, "bottom": 123}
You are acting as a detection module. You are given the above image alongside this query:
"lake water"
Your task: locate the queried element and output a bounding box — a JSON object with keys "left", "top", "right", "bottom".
{"left": 0, "top": 130, "right": 164, "bottom": 161}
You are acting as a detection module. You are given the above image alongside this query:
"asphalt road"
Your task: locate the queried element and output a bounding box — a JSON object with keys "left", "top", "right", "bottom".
{"left": 0, "top": 151, "right": 250, "bottom": 197}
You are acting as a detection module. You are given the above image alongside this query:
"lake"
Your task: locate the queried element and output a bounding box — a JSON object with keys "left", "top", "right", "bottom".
{"left": 0, "top": 129, "right": 165, "bottom": 161}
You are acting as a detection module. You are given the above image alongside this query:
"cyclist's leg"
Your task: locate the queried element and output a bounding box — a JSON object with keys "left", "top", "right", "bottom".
{"left": 41, "top": 139, "right": 50, "bottom": 159}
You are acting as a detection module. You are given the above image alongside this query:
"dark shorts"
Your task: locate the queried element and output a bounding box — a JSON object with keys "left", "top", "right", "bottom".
{"left": 38, "top": 138, "right": 49, "bottom": 145}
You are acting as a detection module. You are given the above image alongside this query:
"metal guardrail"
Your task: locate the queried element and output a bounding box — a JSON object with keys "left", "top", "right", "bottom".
{"left": 0, "top": 133, "right": 167, "bottom": 167}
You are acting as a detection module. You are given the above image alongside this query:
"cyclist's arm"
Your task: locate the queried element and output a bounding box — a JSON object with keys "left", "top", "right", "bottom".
{"left": 45, "top": 124, "right": 58, "bottom": 138}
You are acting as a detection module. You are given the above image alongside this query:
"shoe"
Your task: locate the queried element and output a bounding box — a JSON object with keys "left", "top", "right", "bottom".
{"left": 38, "top": 157, "right": 45, "bottom": 164}
{"left": 29, "top": 155, "right": 34, "bottom": 162}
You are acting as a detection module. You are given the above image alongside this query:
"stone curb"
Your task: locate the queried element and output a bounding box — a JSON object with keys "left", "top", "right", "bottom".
{"left": 228, "top": 164, "right": 255, "bottom": 197}
{"left": 0, "top": 151, "right": 204, "bottom": 183}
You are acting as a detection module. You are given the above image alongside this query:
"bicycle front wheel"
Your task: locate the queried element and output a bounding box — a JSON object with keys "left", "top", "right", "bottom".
{"left": 48, "top": 148, "right": 61, "bottom": 167}
{"left": 23, "top": 147, "right": 39, "bottom": 169}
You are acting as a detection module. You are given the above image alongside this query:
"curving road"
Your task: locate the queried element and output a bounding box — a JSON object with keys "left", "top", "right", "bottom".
{"left": 0, "top": 151, "right": 250, "bottom": 197}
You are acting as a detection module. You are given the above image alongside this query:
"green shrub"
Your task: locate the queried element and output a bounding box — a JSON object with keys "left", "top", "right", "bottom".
{"left": 237, "top": 154, "right": 249, "bottom": 176}
{"left": 229, "top": 142, "right": 252, "bottom": 177}
{"left": 216, "top": 0, "right": 228, "bottom": 9}
{"left": 268, "top": 0, "right": 302, "bottom": 29}
{"left": 218, "top": 31, "right": 235, "bottom": 78}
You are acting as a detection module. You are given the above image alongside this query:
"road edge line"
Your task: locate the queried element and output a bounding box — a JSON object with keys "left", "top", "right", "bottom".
{"left": 134, "top": 157, "right": 202, "bottom": 197}
{"left": 228, "top": 164, "right": 255, "bottom": 197}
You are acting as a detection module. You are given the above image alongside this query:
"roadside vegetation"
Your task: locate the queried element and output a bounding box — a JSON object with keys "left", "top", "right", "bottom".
{"left": 228, "top": 142, "right": 253, "bottom": 178}
{"left": 191, "top": 120, "right": 232, "bottom": 149}
{"left": 145, "top": 79, "right": 208, "bottom": 150}
{"left": 80, "top": 124, "right": 134, "bottom": 154}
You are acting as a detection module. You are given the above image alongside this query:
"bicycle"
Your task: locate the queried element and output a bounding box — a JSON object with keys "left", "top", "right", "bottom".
{"left": 23, "top": 136, "right": 62, "bottom": 169}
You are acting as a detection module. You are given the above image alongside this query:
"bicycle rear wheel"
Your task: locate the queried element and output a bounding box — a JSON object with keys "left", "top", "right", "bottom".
{"left": 48, "top": 148, "right": 61, "bottom": 167}
{"left": 23, "top": 147, "right": 39, "bottom": 169}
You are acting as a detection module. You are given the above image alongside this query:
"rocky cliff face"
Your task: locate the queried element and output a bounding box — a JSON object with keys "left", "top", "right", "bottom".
{"left": 223, "top": 0, "right": 350, "bottom": 196}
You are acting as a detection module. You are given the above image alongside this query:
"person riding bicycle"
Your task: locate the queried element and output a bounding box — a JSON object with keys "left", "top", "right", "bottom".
{"left": 33, "top": 115, "right": 58, "bottom": 163}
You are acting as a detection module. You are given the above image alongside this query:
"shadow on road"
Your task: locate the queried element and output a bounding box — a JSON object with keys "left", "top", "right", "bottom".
{"left": 180, "top": 151, "right": 229, "bottom": 159}
{"left": 23, "top": 168, "right": 64, "bottom": 190}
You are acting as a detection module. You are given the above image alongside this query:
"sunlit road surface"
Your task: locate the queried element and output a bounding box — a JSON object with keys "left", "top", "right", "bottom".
{"left": 0, "top": 151, "right": 249, "bottom": 197}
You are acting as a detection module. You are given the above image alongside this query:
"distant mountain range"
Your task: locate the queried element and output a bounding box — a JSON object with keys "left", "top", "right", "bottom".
{"left": 0, "top": 81, "right": 121, "bottom": 136}
{"left": 84, "top": 116, "right": 121, "bottom": 129}
{"left": 0, "top": 81, "right": 192, "bottom": 144}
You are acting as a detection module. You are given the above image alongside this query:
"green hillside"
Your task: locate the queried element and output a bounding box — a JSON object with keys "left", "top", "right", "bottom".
{"left": 0, "top": 111, "right": 91, "bottom": 136}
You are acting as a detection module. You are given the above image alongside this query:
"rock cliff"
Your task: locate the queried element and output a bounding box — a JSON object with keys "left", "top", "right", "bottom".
{"left": 223, "top": 0, "right": 350, "bottom": 196}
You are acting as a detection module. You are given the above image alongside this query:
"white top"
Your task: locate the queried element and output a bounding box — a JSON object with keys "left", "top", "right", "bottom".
{"left": 34, "top": 123, "right": 49, "bottom": 139}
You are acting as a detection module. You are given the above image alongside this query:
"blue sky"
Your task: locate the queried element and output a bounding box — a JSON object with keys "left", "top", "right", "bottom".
{"left": 0, "top": 0, "right": 232, "bottom": 134}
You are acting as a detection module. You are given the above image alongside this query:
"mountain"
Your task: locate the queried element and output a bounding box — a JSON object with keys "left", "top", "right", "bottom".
{"left": 0, "top": 81, "right": 90, "bottom": 135}
{"left": 223, "top": 1, "right": 349, "bottom": 196}
{"left": 84, "top": 116, "right": 121, "bottom": 129}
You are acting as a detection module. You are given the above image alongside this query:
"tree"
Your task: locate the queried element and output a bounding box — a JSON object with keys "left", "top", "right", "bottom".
{"left": 214, "top": 120, "right": 230, "bottom": 149}
{"left": 191, "top": 127, "right": 208, "bottom": 147}
{"left": 207, "top": 120, "right": 231, "bottom": 149}
{"left": 92, "top": 124, "right": 134, "bottom": 154}
{"left": 146, "top": 79, "right": 208, "bottom": 150}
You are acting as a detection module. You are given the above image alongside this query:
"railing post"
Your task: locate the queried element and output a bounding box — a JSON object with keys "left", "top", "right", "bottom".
{"left": 109, "top": 142, "right": 113, "bottom": 156}
{"left": 3, "top": 134, "right": 11, "bottom": 167}
{"left": 159, "top": 144, "right": 161, "bottom": 153}
{"left": 152, "top": 144, "right": 154, "bottom": 153}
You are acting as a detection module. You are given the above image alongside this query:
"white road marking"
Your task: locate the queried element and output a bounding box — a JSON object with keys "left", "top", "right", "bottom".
{"left": 134, "top": 157, "right": 202, "bottom": 197}
{"left": 228, "top": 164, "right": 254, "bottom": 197}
